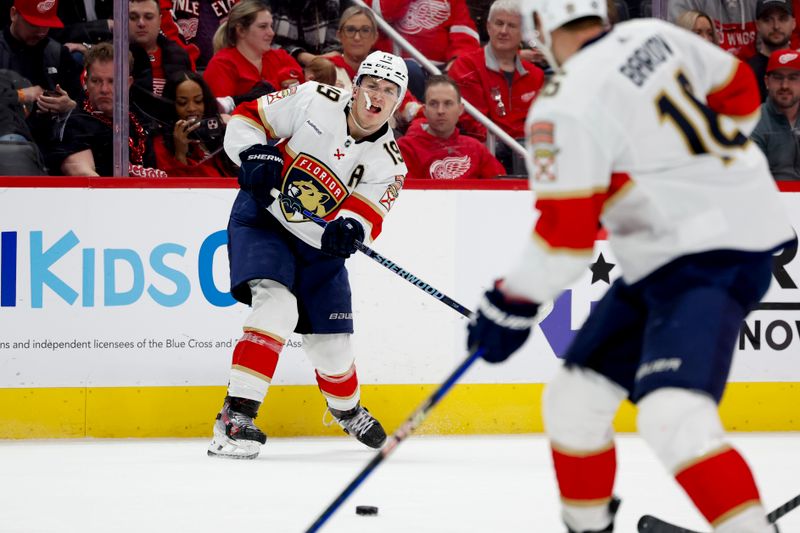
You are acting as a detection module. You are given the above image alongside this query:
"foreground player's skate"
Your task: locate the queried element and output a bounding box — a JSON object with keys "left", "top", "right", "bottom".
{"left": 568, "top": 497, "right": 621, "bottom": 533}
{"left": 327, "top": 404, "right": 387, "bottom": 449}
{"left": 207, "top": 396, "right": 267, "bottom": 459}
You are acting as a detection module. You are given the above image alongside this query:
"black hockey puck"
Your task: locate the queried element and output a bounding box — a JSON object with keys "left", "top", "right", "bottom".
{"left": 355, "top": 505, "right": 378, "bottom": 516}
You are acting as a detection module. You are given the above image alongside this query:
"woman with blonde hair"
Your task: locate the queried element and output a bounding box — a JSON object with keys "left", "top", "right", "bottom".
{"left": 203, "top": 0, "right": 304, "bottom": 113}
{"left": 675, "top": 10, "right": 718, "bottom": 44}
{"left": 327, "top": 6, "right": 380, "bottom": 90}
{"left": 327, "top": 6, "right": 422, "bottom": 125}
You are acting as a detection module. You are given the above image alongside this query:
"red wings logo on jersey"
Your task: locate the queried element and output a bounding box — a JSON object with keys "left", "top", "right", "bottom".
{"left": 529, "top": 121, "right": 558, "bottom": 182}
{"left": 282, "top": 154, "right": 347, "bottom": 222}
{"left": 266, "top": 86, "right": 298, "bottom": 104}
{"left": 430, "top": 155, "right": 471, "bottom": 179}
{"left": 176, "top": 17, "right": 199, "bottom": 40}
{"left": 398, "top": 0, "right": 451, "bottom": 34}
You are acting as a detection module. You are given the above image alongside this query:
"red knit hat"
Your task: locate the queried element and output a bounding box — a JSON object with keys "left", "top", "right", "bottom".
{"left": 767, "top": 50, "right": 800, "bottom": 73}
{"left": 14, "top": 0, "right": 63, "bottom": 29}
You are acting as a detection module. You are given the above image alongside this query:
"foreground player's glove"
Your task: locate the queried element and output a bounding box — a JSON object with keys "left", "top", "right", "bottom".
{"left": 237, "top": 144, "right": 284, "bottom": 207}
{"left": 467, "top": 281, "right": 540, "bottom": 363}
{"left": 321, "top": 217, "right": 365, "bottom": 258}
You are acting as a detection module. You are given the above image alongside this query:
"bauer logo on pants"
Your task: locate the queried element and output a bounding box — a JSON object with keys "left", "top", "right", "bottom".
{"left": 281, "top": 154, "right": 346, "bottom": 222}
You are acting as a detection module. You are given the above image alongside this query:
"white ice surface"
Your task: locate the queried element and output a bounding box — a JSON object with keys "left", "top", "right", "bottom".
{"left": 0, "top": 434, "right": 798, "bottom": 532}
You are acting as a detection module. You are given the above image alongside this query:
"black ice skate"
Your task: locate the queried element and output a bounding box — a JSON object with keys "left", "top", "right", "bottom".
{"left": 568, "top": 497, "right": 621, "bottom": 533}
{"left": 207, "top": 396, "right": 267, "bottom": 460}
{"left": 327, "top": 404, "right": 387, "bottom": 449}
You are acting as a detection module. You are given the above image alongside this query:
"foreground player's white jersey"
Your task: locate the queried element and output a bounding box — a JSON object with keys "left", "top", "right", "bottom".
{"left": 504, "top": 18, "right": 795, "bottom": 303}
{"left": 224, "top": 81, "right": 407, "bottom": 248}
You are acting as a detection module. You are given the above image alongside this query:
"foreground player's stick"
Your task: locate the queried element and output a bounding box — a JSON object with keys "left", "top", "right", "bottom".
{"left": 269, "top": 188, "right": 472, "bottom": 318}
{"left": 637, "top": 492, "right": 800, "bottom": 532}
{"left": 305, "top": 347, "right": 485, "bottom": 533}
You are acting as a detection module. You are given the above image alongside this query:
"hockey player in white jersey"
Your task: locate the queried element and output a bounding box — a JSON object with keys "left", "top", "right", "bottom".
{"left": 467, "top": 1, "right": 794, "bottom": 532}
{"left": 208, "top": 51, "right": 408, "bottom": 459}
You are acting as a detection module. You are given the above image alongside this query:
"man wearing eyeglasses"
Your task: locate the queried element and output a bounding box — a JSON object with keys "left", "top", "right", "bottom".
{"left": 752, "top": 49, "right": 800, "bottom": 181}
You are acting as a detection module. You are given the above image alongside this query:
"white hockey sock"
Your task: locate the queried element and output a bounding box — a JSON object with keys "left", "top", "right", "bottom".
{"left": 715, "top": 505, "right": 772, "bottom": 533}
{"left": 227, "top": 368, "right": 269, "bottom": 403}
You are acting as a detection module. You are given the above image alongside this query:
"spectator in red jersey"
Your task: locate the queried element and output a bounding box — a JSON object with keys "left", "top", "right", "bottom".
{"left": 745, "top": 0, "right": 796, "bottom": 101}
{"left": 398, "top": 75, "right": 505, "bottom": 180}
{"left": 675, "top": 10, "right": 717, "bottom": 44}
{"left": 364, "top": 0, "right": 481, "bottom": 100}
{"left": 447, "top": 0, "right": 544, "bottom": 171}
{"left": 204, "top": 0, "right": 303, "bottom": 114}
{"left": 367, "top": 0, "right": 479, "bottom": 68}
{"left": 153, "top": 70, "right": 235, "bottom": 177}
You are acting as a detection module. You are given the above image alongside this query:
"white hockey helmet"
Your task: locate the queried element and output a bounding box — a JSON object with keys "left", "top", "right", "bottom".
{"left": 519, "top": 0, "right": 608, "bottom": 64}
{"left": 354, "top": 51, "right": 409, "bottom": 102}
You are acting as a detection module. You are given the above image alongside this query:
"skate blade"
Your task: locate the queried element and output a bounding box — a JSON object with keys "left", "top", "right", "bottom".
{"left": 207, "top": 431, "right": 261, "bottom": 460}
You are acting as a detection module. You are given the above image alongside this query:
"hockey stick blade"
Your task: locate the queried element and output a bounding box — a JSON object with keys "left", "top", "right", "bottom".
{"left": 638, "top": 491, "right": 800, "bottom": 533}
{"left": 638, "top": 515, "right": 704, "bottom": 533}
{"left": 305, "top": 348, "right": 485, "bottom": 533}
{"left": 269, "top": 188, "right": 473, "bottom": 318}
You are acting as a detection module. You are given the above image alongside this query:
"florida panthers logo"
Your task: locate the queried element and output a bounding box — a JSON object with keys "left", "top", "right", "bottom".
{"left": 282, "top": 154, "right": 347, "bottom": 222}
{"left": 398, "top": 0, "right": 451, "bottom": 34}
{"left": 430, "top": 155, "right": 471, "bottom": 179}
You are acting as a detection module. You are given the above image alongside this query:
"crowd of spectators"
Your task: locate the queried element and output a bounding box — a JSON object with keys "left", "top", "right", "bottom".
{"left": 0, "top": 0, "right": 798, "bottom": 181}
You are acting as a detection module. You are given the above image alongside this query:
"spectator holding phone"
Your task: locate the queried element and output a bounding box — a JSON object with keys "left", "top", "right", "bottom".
{"left": 153, "top": 70, "right": 235, "bottom": 177}
{"left": 0, "top": 0, "right": 81, "bottom": 147}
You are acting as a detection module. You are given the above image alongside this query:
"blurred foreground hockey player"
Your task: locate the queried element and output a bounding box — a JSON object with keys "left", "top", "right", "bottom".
{"left": 467, "top": 0, "right": 795, "bottom": 531}
{"left": 208, "top": 51, "right": 408, "bottom": 459}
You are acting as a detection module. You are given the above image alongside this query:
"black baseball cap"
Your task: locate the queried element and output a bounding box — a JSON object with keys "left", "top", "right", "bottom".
{"left": 756, "top": 0, "right": 793, "bottom": 18}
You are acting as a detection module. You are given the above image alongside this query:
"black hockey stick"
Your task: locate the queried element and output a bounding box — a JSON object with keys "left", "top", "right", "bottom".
{"left": 305, "top": 347, "right": 485, "bottom": 533}
{"left": 269, "top": 188, "right": 472, "bottom": 318}
{"left": 637, "top": 492, "right": 800, "bottom": 532}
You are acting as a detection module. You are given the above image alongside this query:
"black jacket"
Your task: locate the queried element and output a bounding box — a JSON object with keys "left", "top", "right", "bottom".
{"left": 0, "top": 27, "right": 82, "bottom": 148}
{"left": 130, "top": 34, "right": 193, "bottom": 131}
{"left": 51, "top": 0, "right": 114, "bottom": 45}
{"left": 0, "top": 68, "right": 34, "bottom": 140}
{"left": 0, "top": 27, "right": 81, "bottom": 98}
{"left": 46, "top": 108, "right": 156, "bottom": 176}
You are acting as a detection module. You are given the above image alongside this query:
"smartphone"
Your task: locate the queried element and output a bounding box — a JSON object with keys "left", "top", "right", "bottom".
{"left": 188, "top": 117, "right": 225, "bottom": 142}
{"left": 42, "top": 90, "right": 59, "bottom": 97}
